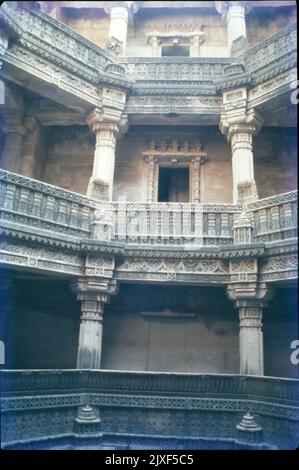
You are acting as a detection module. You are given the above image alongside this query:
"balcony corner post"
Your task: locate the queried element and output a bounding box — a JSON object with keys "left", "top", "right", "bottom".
{"left": 86, "top": 101, "right": 128, "bottom": 201}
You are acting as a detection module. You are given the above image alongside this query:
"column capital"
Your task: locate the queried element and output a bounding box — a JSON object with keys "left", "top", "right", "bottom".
{"left": 104, "top": 1, "right": 139, "bottom": 18}
{"left": 227, "top": 283, "right": 275, "bottom": 306}
{"left": 220, "top": 108, "right": 263, "bottom": 141}
{"left": 71, "top": 277, "right": 118, "bottom": 299}
{"left": 215, "top": 1, "right": 251, "bottom": 19}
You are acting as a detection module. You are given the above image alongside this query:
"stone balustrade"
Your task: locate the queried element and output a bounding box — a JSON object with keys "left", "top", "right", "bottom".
{"left": 0, "top": 169, "right": 95, "bottom": 242}
{"left": 120, "top": 58, "right": 230, "bottom": 85}
{"left": 101, "top": 201, "right": 240, "bottom": 246}
{"left": 0, "top": 171, "right": 297, "bottom": 248}
{"left": 243, "top": 22, "right": 297, "bottom": 83}
{"left": 1, "top": 370, "right": 299, "bottom": 449}
{"left": 245, "top": 191, "right": 298, "bottom": 243}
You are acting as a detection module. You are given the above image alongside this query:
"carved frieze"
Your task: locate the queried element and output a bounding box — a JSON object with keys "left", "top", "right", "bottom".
{"left": 259, "top": 254, "right": 298, "bottom": 282}
{"left": 0, "top": 240, "right": 84, "bottom": 275}
{"left": 115, "top": 257, "right": 229, "bottom": 284}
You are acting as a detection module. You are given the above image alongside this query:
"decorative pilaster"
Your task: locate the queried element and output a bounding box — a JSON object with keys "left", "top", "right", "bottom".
{"left": 215, "top": 1, "right": 251, "bottom": 55}
{"left": 86, "top": 92, "right": 128, "bottom": 201}
{"left": 220, "top": 89, "right": 263, "bottom": 204}
{"left": 72, "top": 278, "right": 118, "bottom": 369}
{"left": 1, "top": 111, "right": 26, "bottom": 173}
{"left": 145, "top": 155, "right": 158, "bottom": 203}
{"left": 105, "top": 2, "right": 138, "bottom": 56}
{"left": 19, "top": 116, "right": 41, "bottom": 178}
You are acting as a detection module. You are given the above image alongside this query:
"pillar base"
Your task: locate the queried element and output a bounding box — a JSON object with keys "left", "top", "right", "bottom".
{"left": 237, "top": 180, "right": 258, "bottom": 205}
{"left": 87, "top": 178, "right": 109, "bottom": 201}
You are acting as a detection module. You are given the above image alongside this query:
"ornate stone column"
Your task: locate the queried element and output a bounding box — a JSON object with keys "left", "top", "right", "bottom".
{"left": 237, "top": 298, "right": 265, "bottom": 376}
{"left": 73, "top": 278, "right": 118, "bottom": 369}
{"left": 1, "top": 111, "right": 26, "bottom": 173}
{"left": 105, "top": 2, "right": 138, "bottom": 56}
{"left": 86, "top": 91, "right": 128, "bottom": 200}
{"left": 227, "top": 282, "right": 274, "bottom": 376}
{"left": 220, "top": 89, "right": 263, "bottom": 204}
{"left": 0, "top": 26, "right": 8, "bottom": 74}
{"left": 215, "top": 1, "right": 251, "bottom": 55}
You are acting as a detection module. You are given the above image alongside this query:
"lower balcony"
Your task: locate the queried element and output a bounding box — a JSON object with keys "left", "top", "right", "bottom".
{"left": 1, "top": 370, "right": 299, "bottom": 450}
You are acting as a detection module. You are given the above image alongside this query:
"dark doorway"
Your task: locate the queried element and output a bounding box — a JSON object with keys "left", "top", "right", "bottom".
{"left": 158, "top": 167, "right": 189, "bottom": 202}
{"left": 161, "top": 45, "right": 190, "bottom": 57}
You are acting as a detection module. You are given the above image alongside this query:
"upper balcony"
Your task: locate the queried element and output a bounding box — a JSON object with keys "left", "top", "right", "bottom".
{"left": 0, "top": 2, "right": 296, "bottom": 115}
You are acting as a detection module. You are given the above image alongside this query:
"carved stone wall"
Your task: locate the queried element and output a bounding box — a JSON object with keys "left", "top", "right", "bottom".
{"left": 2, "top": 274, "right": 80, "bottom": 369}
{"left": 246, "top": 7, "right": 296, "bottom": 46}
{"left": 113, "top": 126, "right": 233, "bottom": 203}
{"left": 263, "top": 287, "right": 298, "bottom": 379}
{"left": 43, "top": 126, "right": 94, "bottom": 194}
{"left": 64, "top": 8, "right": 110, "bottom": 49}
{"left": 254, "top": 127, "right": 297, "bottom": 199}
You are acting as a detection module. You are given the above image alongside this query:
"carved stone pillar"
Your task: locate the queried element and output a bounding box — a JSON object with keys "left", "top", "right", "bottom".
{"left": 1, "top": 111, "right": 26, "bottom": 173}
{"left": 237, "top": 299, "right": 265, "bottom": 375}
{"left": 227, "top": 283, "right": 274, "bottom": 376}
{"left": 0, "top": 27, "right": 8, "bottom": 71}
{"left": 215, "top": 1, "right": 251, "bottom": 55}
{"left": 229, "top": 124, "right": 257, "bottom": 203}
{"left": 220, "top": 90, "right": 263, "bottom": 204}
{"left": 88, "top": 122, "right": 119, "bottom": 201}
{"left": 86, "top": 101, "right": 128, "bottom": 201}
{"left": 73, "top": 278, "right": 118, "bottom": 369}
{"left": 105, "top": 2, "right": 138, "bottom": 56}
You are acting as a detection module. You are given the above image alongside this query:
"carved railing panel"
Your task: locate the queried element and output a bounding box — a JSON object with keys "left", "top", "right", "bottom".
{"left": 1, "top": 371, "right": 299, "bottom": 449}
{"left": 0, "top": 169, "right": 95, "bottom": 240}
{"left": 120, "top": 58, "right": 231, "bottom": 87}
{"left": 1, "top": 370, "right": 299, "bottom": 404}
{"left": 243, "top": 23, "right": 297, "bottom": 83}
{"left": 0, "top": 2, "right": 112, "bottom": 79}
{"left": 245, "top": 191, "right": 297, "bottom": 243}
{"left": 0, "top": 171, "right": 297, "bottom": 247}
{"left": 101, "top": 202, "right": 240, "bottom": 245}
